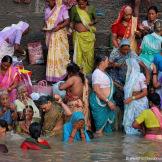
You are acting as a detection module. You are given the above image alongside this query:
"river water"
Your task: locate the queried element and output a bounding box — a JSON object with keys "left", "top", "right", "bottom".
{"left": 0, "top": 132, "right": 162, "bottom": 162}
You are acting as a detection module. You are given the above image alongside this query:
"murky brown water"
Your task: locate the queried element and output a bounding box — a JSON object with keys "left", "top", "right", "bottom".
{"left": 0, "top": 132, "right": 162, "bottom": 162}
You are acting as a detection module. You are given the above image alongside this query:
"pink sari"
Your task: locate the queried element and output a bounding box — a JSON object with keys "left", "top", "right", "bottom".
{"left": 145, "top": 107, "right": 162, "bottom": 140}
{"left": 0, "top": 65, "right": 19, "bottom": 102}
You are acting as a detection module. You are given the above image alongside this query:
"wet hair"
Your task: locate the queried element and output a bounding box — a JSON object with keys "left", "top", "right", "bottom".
{"left": 29, "top": 122, "right": 42, "bottom": 140}
{"left": 0, "top": 119, "right": 8, "bottom": 131}
{"left": 67, "top": 62, "right": 85, "bottom": 84}
{"left": 1, "top": 55, "right": 12, "bottom": 64}
{"left": 0, "top": 144, "right": 8, "bottom": 153}
{"left": 154, "top": 19, "right": 162, "bottom": 33}
{"left": 95, "top": 54, "right": 108, "bottom": 67}
{"left": 38, "top": 95, "right": 54, "bottom": 106}
{"left": 148, "top": 6, "right": 158, "bottom": 14}
{"left": 148, "top": 93, "right": 161, "bottom": 107}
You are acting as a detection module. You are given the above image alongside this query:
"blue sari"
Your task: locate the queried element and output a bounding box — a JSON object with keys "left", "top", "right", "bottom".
{"left": 140, "top": 32, "right": 162, "bottom": 70}
{"left": 63, "top": 112, "right": 90, "bottom": 142}
{"left": 89, "top": 73, "right": 116, "bottom": 133}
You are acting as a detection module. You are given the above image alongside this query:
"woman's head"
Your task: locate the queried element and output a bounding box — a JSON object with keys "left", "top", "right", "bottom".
{"left": 148, "top": 93, "right": 161, "bottom": 108}
{"left": 17, "top": 84, "right": 29, "bottom": 100}
{"left": 38, "top": 96, "right": 53, "bottom": 112}
{"left": 95, "top": 54, "right": 109, "bottom": 70}
{"left": 123, "top": 6, "right": 132, "bottom": 21}
{"left": 29, "top": 122, "right": 42, "bottom": 140}
{"left": 154, "top": 19, "right": 162, "bottom": 35}
{"left": 1, "top": 55, "right": 12, "bottom": 71}
{"left": 0, "top": 90, "right": 9, "bottom": 107}
{"left": 119, "top": 39, "right": 131, "bottom": 55}
{"left": 24, "top": 105, "right": 34, "bottom": 120}
{"left": 47, "top": 0, "right": 56, "bottom": 8}
{"left": 77, "top": 0, "right": 88, "bottom": 9}
{"left": 147, "top": 6, "right": 158, "bottom": 22}
{"left": 0, "top": 119, "right": 8, "bottom": 135}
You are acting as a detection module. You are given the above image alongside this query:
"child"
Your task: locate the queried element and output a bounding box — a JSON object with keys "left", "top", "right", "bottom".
{"left": 21, "top": 122, "right": 50, "bottom": 150}
{"left": 0, "top": 119, "right": 8, "bottom": 136}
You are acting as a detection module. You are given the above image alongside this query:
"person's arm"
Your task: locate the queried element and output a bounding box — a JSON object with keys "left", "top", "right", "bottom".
{"left": 80, "top": 129, "right": 86, "bottom": 142}
{"left": 53, "top": 19, "right": 70, "bottom": 32}
{"left": 112, "top": 33, "right": 119, "bottom": 48}
{"left": 7, "top": 75, "right": 19, "bottom": 93}
{"left": 59, "top": 78, "right": 74, "bottom": 90}
{"left": 152, "top": 64, "right": 161, "bottom": 88}
{"left": 139, "top": 61, "right": 150, "bottom": 84}
{"left": 68, "top": 128, "right": 77, "bottom": 143}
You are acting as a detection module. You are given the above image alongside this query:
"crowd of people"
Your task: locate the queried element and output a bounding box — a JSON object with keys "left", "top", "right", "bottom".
{"left": 0, "top": 0, "right": 162, "bottom": 151}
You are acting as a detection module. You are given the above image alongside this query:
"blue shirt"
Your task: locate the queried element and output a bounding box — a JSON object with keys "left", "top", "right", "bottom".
{"left": 154, "top": 53, "right": 162, "bottom": 72}
{"left": 0, "top": 107, "right": 12, "bottom": 125}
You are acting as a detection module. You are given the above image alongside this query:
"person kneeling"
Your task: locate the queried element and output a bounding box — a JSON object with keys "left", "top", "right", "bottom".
{"left": 63, "top": 112, "right": 90, "bottom": 143}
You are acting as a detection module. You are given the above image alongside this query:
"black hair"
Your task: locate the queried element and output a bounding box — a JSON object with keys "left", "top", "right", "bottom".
{"left": 67, "top": 62, "right": 85, "bottom": 84}
{"left": 148, "top": 93, "right": 161, "bottom": 107}
{"left": 0, "top": 144, "right": 8, "bottom": 153}
{"left": 38, "top": 95, "right": 54, "bottom": 106}
{"left": 95, "top": 54, "right": 108, "bottom": 67}
{"left": 77, "top": 0, "right": 89, "bottom": 5}
{"left": 29, "top": 122, "right": 42, "bottom": 140}
{"left": 0, "top": 119, "right": 8, "bottom": 131}
{"left": 1, "top": 55, "right": 12, "bottom": 64}
{"left": 25, "top": 105, "right": 34, "bottom": 111}
{"left": 148, "top": 6, "right": 159, "bottom": 14}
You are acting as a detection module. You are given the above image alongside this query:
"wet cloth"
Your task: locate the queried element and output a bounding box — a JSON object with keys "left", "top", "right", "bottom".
{"left": 139, "top": 32, "right": 162, "bottom": 70}
{"left": 0, "top": 107, "right": 12, "bottom": 125}
{"left": 89, "top": 69, "right": 116, "bottom": 133}
{"left": 63, "top": 111, "right": 90, "bottom": 142}
{"left": 45, "top": 0, "right": 70, "bottom": 82}
{"left": 21, "top": 137, "right": 50, "bottom": 150}
{"left": 153, "top": 53, "right": 162, "bottom": 72}
{"left": 72, "top": 5, "right": 96, "bottom": 74}
{"left": 123, "top": 58, "right": 148, "bottom": 135}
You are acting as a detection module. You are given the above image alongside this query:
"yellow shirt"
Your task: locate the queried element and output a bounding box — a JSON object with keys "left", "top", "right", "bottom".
{"left": 136, "top": 109, "right": 160, "bottom": 128}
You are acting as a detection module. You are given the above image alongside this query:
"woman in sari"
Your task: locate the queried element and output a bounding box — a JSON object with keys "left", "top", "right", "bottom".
{"left": 111, "top": 5, "right": 140, "bottom": 52}
{"left": 0, "top": 55, "right": 19, "bottom": 102}
{"left": 123, "top": 58, "right": 148, "bottom": 135}
{"left": 59, "top": 63, "right": 90, "bottom": 128}
{"left": 70, "top": 0, "right": 96, "bottom": 75}
{"left": 139, "top": 20, "right": 162, "bottom": 70}
{"left": 44, "top": 0, "right": 70, "bottom": 82}
{"left": 63, "top": 111, "right": 90, "bottom": 142}
{"left": 0, "top": 21, "right": 29, "bottom": 61}
{"left": 133, "top": 93, "right": 162, "bottom": 140}
{"left": 21, "top": 122, "right": 50, "bottom": 150}
{"left": 89, "top": 54, "right": 116, "bottom": 136}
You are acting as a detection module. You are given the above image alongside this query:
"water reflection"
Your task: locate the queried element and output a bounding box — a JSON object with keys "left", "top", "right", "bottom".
{"left": 0, "top": 132, "right": 162, "bottom": 162}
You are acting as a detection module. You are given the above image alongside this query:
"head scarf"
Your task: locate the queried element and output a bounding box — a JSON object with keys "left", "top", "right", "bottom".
{"left": 112, "top": 5, "right": 132, "bottom": 28}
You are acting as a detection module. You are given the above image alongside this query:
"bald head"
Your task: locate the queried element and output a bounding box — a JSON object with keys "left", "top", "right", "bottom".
{"left": 124, "top": 6, "right": 133, "bottom": 21}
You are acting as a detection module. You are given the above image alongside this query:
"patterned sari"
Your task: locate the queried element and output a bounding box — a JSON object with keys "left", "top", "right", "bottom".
{"left": 123, "top": 58, "right": 148, "bottom": 135}
{"left": 45, "top": 0, "right": 70, "bottom": 82}
{"left": 73, "top": 6, "right": 96, "bottom": 75}
{"left": 139, "top": 32, "right": 162, "bottom": 70}
{"left": 0, "top": 65, "right": 19, "bottom": 102}
{"left": 89, "top": 74, "right": 116, "bottom": 133}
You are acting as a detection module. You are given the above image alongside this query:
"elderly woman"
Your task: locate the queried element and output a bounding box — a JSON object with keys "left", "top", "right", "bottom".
{"left": 44, "top": 0, "right": 70, "bottom": 82}
{"left": 0, "top": 21, "right": 29, "bottom": 60}
{"left": 123, "top": 58, "right": 148, "bottom": 135}
{"left": 71, "top": 0, "right": 96, "bottom": 74}
{"left": 0, "top": 55, "right": 20, "bottom": 102}
{"left": 63, "top": 111, "right": 90, "bottom": 142}
{"left": 38, "top": 95, "right": 71, "bottom": 136}
{"left": 14, "top": 84, "right": 40, "bottom": 122}
{"left": 89, "top": 54, "right": 116, "bottom": 136}
{"left": 139, "top": 20, "right": 162, "bottom": 70}
{"left": 111, "top": 5, "right": 140, "bottom": 52}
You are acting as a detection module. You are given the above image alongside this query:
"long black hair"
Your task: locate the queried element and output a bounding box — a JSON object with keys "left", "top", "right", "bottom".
{"left": 29, "top": 122, "right": 42, "bottom": 140}
{"left": 148, "top": 92, "right": 161, "bottom": 107}
{"left": 95, "top": 54, "right": 108, "bottom": 68}
{"left": 1, "top": 55, "right": 12, "bottom": 64}
{"left": 67, "top": 62, "right": 85, "bottom": 84}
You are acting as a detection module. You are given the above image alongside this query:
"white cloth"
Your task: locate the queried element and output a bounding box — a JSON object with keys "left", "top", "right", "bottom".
{"left": 92, "top": 69, "right": 110, "bottom": 88}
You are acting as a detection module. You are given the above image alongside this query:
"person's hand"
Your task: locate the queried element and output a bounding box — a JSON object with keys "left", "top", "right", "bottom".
{"left": 124, "top": 97, "right": 133, "bottom": 104}
{"left": 135, "top": 30, "right": 142, "bottom": 38}
{"left": 53, "top": 94, "right": 63, "bottom": 104}
{"left": 53, "top": 25, "right": 61, "bottom": 32}
{"left": 89, "top": 21, "right": 94, "bottom": 26}
{"left": 152, "top": 64, "right": 157, "bottom": 74}
{"left": 68, "top": 136, "right": 74, "bottom": 143}
{"left": 7, "top": 87, "right": 12, "bottom": 93}
{"left": 107, "top": 101, "right": 116, "bottom": 110}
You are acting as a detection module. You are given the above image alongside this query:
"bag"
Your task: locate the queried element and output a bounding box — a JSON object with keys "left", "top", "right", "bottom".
{"left": 32, "top": 80, "right": 53, "bottom": 96}
{"left": 28, "top": 42, "right": 44, "bottom": 64}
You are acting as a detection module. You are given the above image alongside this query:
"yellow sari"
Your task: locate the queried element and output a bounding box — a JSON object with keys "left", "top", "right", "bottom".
{"left": 45, "top": 0, "right": 70, "bottom": 82}
{"left": 73, "top": 6, "right": 96, "bottom": 75}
